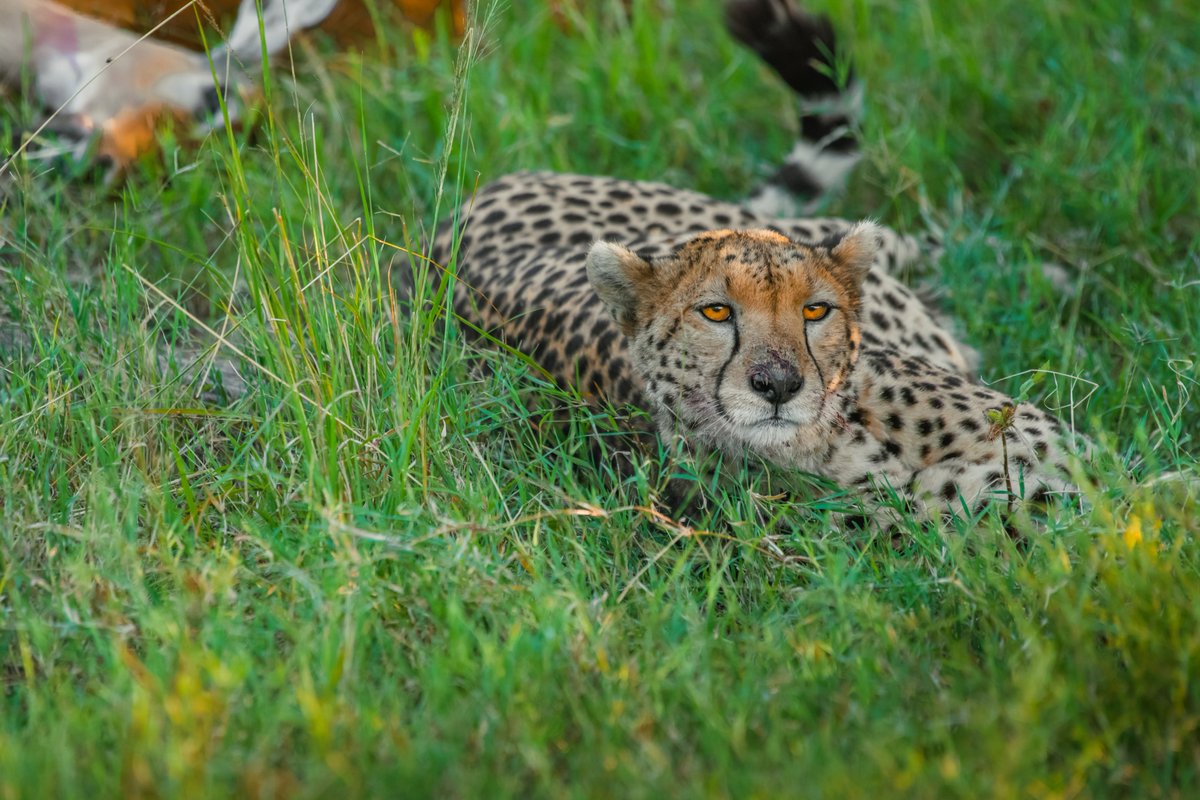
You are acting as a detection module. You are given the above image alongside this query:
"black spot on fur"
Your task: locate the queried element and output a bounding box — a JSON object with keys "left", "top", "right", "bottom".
{"left": 596, "top": 329, "right": 619, "bottom": 355}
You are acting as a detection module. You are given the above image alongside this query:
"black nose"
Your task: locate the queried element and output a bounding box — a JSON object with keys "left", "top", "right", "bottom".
{"left": 748, "top": 364, "right": 804, "bottom": 406}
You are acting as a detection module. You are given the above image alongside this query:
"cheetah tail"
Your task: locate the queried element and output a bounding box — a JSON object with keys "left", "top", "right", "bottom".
{"left": 724, "top": 0, "right": 862, "bottom": 217}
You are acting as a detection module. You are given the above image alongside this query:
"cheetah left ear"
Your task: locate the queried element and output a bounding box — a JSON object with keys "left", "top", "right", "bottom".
{"left": 587, "top": 240, "right": 655, "bottom": 335}
{"left": 828, "top": 220, "right": 881, "bottom": 290}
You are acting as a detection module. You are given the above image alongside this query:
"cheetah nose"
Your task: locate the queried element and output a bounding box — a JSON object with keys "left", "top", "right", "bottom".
{"left": 749, "top": 365, "right": 804, "bottom": 406}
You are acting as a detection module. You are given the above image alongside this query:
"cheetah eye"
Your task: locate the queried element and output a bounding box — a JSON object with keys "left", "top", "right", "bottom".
{"left": 700, "top": 304, "right": 732, "bottom": 323}
{"left": 802, "top": 302, "right": 831, "bottom": 322}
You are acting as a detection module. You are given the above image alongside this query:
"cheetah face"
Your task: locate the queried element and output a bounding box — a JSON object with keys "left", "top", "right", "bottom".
{"left": 588, "top": 224, "right": 879, "bottom": 458}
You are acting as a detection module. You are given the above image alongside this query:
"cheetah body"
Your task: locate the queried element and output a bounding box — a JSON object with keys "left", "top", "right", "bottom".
{"left": 437, "top": 172, "right": 972, "bottom": 400}
{"left": 433, "top": 172, "right": 1080, "bottom": 514}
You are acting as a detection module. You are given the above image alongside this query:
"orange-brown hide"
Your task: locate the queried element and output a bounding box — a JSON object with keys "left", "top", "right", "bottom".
{"left": 51, "top": 0, "right": 466, "bottom": 50}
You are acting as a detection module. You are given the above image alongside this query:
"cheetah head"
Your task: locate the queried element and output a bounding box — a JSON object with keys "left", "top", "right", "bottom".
{"left": 587, "top": 225, "right": 878, "bottom": 463}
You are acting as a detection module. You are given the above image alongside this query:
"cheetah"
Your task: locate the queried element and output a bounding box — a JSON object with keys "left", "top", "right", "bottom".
{"left": 584, "top": 227, "right": 1082, "bottom": 515}
{"left": 427, "top": 0, "right": 1087, "bottom": 518}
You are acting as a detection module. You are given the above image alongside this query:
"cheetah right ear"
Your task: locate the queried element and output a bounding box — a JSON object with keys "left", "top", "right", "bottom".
{"left": 827, "top": 220, "right": 881, "bottom": 291}
{"left": 587, "top": 240, "right": 655, "bottom": 335}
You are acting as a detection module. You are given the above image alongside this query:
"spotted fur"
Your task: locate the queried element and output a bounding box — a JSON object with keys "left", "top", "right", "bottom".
{"left": 434, "top": 171, "right": 972, "bottom": 405}
{"left": 430, "top": 185, "right": 1082, "bottom": 516}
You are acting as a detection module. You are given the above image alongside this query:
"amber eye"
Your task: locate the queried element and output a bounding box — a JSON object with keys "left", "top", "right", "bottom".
{"left": 803, "top": 302, "right": 831, "bottom": 321}
{"left": 700, "top": 304, "right": 732, "bottom": 322}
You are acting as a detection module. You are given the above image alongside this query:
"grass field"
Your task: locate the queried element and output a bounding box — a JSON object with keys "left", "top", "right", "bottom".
{"left": 1, "top": 0, "right": 1198, "bottom": 795}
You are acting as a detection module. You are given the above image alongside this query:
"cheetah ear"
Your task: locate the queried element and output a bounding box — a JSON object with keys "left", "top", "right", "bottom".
{"left": 587, "top": 240, "right": 655, "bottom": 334}
{"left": 827, "top": 220, "right": 881, "bottom": 290}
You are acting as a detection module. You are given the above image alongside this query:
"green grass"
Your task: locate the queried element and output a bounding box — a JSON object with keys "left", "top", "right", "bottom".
{"left": 1, "top": 0, "right": 1198, "bottom": 796}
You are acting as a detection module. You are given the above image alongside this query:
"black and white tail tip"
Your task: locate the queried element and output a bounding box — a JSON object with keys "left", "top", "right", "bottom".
{"left": 725, "top": 0, "right": 863, "bottom": 216}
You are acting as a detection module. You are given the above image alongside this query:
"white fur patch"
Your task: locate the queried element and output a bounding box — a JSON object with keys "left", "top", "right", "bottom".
{"left": 220, "top": 0, "right": 341, "bottom": 62}
{"left": 783, "top": 139, "right": 862, "bottom": 192}
{"left": 743, "top": 141, "right": 863, "bottom": 218}
{"left": 744, "top": 184, "right": 811, "bottom": 218}
{"left": 797, "top": 81, "right": 865, "bottom": 121}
